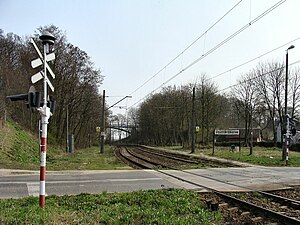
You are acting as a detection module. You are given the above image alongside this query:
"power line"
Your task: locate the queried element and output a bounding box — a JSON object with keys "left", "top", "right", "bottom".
{"left": 218, "top": 59, "right": 300, "bottom": 93}
{"left": 184, "top": 59, "right": 300, "bottom": 107}
{"left": 129, "top": 0, "right": 286, "bottom": 108}
{"left": 207, "top": 36, "right": 300, "bottom": 81}
{"left": 129, "top": 0, "right": 244, "bottom": 96}
{"left": 153, "top": 36, "right": 300, "bottom": 107}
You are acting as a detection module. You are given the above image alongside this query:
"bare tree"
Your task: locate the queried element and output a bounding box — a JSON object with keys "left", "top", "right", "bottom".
{"left": 195, "top": 74, "right": 220, "bottom": 145}
{"left": 1, "top": 26, "right": 104, "bottom": 148}
{"left": 255, "top": 62, "right": 285, "bottom": 146}
{"left": 232, "top": 70, "right": 259, "bottom": 154}
{"left": 289, "top": 67, "right": 300, "bottom": 119}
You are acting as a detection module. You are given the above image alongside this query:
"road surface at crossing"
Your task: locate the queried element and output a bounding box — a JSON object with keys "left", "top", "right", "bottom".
{"left": 0, "top": 167, "right": 299, "bottom": 198}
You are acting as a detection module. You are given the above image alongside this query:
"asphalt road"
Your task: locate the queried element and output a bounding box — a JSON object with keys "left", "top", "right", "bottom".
{"left": 0, "top": 167, "right": 299, "bottom": 199}
{"left": 0, "top": 170, "right": 180, "bottom": 198}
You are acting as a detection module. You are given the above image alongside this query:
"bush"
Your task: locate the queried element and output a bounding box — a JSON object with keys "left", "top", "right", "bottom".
{"left": 290, "top": 143, "right": 300, "bottom": 152}
{"left": 215, "top": 142, "right": 241, "bottom": 147}
{"left": 255, "top": 141, "right": 276, "bottom": 148}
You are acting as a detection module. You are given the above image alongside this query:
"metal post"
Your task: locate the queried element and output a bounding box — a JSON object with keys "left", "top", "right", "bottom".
{"left": 285, "top": 51, "right": 289, "bottom": 116}
{"left": 250, "top": 111, "right": 253, "bottom": 155}
{"left": 191, "top": 87, "right": 196, "bottom": 153}
{"left": 110, "top": 120, "right": 112, "bottom": 144}
{"left": 212, "top": 130, "right": 215, "bottom": 155}
{"left": 283, "top": 45, "right": 295, "bottom": 161}
{"left": 100, "top": 90, "right": 105, "bottom": 153}
{"left": 39, "top": 43, "right": 49, "bottom": 208}
{"left": 28, "top": 31, "right": 55, "bottom": 208}
{"left": 66, "top": 105, "right": 69, "bottom": 152}
{"left": 38, "top": 120, "right": 41, "bottom": 154}
{"left": 126, "top": 109, "right": 128, "bottom": 140}
{"left": 285, "top": 115, "right": 291, "bottom": 166}
{"left": 250, "top": 130, "right": 253, "bottom": 155}
{"left": 239, "top": 131, "right": 241, "bottom": 152}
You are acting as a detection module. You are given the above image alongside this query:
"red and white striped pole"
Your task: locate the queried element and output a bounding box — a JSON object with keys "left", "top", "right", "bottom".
{"left": 39, "top": 42, "right": 48, "bottom": 208}
{"left": 38, "top": 37, "right": 53, "bottom": 208}
{"left": 39, "top": 106, "right": 50, "bottom": 207}
{"left": 30, "top": 32, "right": 55, "bottom": 208}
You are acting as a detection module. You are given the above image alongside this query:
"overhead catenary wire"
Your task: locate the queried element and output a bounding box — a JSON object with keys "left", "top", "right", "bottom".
{"left": 135, "top": 41, "right": 300, "bottom": 109}
{"left": 129, "top": 0, "right": 286, "bottom": 108}
{"left": 149, "top": 59, "right": 300, "bottom": 110}
{"left": 160, "top": 36, "right": 300, "bottom": 107}
{"left": 218, "top": 59, "right": 300, "bottom": 94}
{"left": 207, "top": 36, "right": 300, "bottom": 81}
{"left": 182, "top": 59, "right": 300, "bottom": 107}
{"left": 129, "top": 0, "right": 244, "bottom": 96}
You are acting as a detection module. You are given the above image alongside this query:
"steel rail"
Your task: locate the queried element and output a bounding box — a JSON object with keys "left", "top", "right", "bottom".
{"left": 117, "top": 147, "right": 159, "bottom": 169}
{"left": 137, "top": 145, "right": 300, "bottom": 209}
{"left": 216, "top": 192, "right": 300, "bottom": 225}
{"left": 133, "top": 146, "right": 199, "bottom": 164}
{"left": 118, "top": 145, "right": 300, "bottom": 224}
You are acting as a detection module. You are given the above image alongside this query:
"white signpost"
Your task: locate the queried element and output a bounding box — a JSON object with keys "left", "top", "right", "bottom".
{"left": 31, "top": 32, "right": 56, "bottom": 208}
{"left": 213, "top": 129, "right": 240, "bottom": 155}
{"left": 215, "top": 129, "right": 239, "bottom": 135}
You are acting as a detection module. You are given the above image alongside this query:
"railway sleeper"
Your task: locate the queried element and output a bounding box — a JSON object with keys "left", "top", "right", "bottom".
{"left": 251, "top": 216, "right": 263, "bottom": 222}
{"left": 118, "top": 148, "right": 157, "bottom": 169}
{"left": 138, "top": 146, "right": 204, "bottom": 163}
{"left": 216, "top": 192, "right": 300, "bottom": 225}
{"left": 133, "top": 146, "right": 199, "bottom": 165}
{"left": 127, "top": 147, "right": 189, "bottom": 168}
{"left": 125, "top": 147, "right": 166, "bottom": 169}
{"left": 199, "top": 192, "right": 299, "bottom": 225}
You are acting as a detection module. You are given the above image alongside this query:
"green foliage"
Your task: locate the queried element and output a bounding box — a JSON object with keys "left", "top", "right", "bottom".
{"left": 137, "top": 77, "right": 239, "bottom": 147}
{"left": 0, "top": 189, "right": 221, "bottom": 224}
{"left": 1, "top": 26, "right": 104, "bottom": 149}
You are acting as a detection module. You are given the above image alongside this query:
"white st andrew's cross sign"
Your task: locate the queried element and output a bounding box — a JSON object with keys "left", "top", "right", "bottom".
{"left": 30, "top": 38, "right": 55, "bottom": 91}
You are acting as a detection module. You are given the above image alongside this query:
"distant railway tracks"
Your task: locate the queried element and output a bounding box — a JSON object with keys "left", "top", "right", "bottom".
{"left": 116, "top": 145, "right": 233, "bottom": 169}
{"left": 116, "top": 145, "right": 300, "bottom": 224}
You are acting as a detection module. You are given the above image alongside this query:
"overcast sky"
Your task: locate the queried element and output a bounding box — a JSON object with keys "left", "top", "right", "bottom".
{"left": 1, "top": 0, "right": 300, "bottom": 115}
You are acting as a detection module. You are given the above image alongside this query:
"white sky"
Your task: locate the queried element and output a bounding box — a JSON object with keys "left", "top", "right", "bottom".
{"left": 1, "top": 0, "right": 300, "bottom": 116}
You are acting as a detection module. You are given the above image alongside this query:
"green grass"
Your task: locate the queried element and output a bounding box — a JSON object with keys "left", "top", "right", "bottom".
{"left": 47, "top": 146, "right": 130, "bottom": 170}
{"left": 0, "top": 122, "right": 41, "bottom": 170}
{"left": 201, "top": 146, "right": 300, "bottom": 166}
{"left": 164, "top": 145, "right": 300, "bottom": 167}
{"left": 0, "top": 189, "right": 221, "bottom": 225}
{"left": 2, "top": 120, "right": 300, "bottom": 169}
{"left": 0, "top": 121, "right": 129, "bottom": 170}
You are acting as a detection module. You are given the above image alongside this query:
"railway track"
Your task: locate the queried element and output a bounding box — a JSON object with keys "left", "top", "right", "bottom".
{"left": 116, "top": 145, "right": 300, "bottom": 225}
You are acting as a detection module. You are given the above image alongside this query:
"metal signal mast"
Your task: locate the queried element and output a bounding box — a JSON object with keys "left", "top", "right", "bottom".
{"left": 31, "top": 32, "right": 56, "bottom": 208}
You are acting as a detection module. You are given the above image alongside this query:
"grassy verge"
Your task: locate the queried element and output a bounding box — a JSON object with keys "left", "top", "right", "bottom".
{"left": 0, "top": 122, "right": 41, "bottom": 170}
{"left": 164, "top": 145, "right": 300, "bottom": 167}
{"left": 47, "top": 146, "right": 130, "bottom": 170}
{"left": 0, "top": 189, "right": 221, "bottom": 225}
{"left": 0, "top": 121, "right": 129, "bottom": 170}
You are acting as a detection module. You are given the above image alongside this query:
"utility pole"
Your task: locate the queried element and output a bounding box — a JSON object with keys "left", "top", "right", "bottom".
{"left": 191, "top": 87, "right": 196, "bottom": 153}
{"left": 283, "top": 45, "right": 295, "bottom": 162}
{"left": 66, "top": 105, "right": 69, "bottom": 152}
{"left": 100, "top": 90, "right": 105, "bottom": 153}
{"left": 201, "top": 81, "right": 204, "bottom": 144}
{"left": 250, "top": 118, "right": 253, "bottom": 155}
